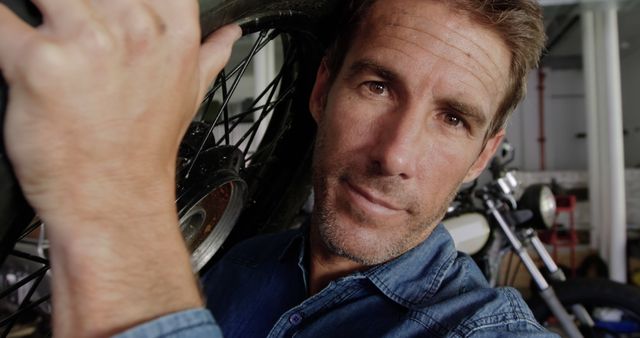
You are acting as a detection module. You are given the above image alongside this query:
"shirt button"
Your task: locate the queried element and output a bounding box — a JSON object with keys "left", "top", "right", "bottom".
{"left": 289, "top": 313, "right": 303, "bottom": 325}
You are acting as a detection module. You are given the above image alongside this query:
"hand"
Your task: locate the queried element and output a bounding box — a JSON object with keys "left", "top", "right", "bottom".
{"left": 0, "top": 0, "right": 240, "bottom": 232}
{"left": 0, "top": 0, "right": 240, "bottom": 336}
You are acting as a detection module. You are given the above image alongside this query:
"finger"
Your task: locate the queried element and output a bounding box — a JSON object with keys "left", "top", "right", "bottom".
{"left": 0, "top": 4, "right": 40, "bottom": 78}
{"left": 92, "top": 0, "right": 160, "bottom": 45}
{"left": 198, "top": 24, "right": 242, "bottom": 101}
{"left": 31, "top": 0, "right": 93, "bottom": 32}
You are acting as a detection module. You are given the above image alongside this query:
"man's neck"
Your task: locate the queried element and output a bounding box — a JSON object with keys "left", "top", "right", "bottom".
{"left": 307, "top": 223, "right": 364, "bottom": 296}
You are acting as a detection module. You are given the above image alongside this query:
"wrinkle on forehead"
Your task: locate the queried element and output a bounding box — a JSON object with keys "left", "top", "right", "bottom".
{"left": 377, "top": 31, "right": 495, "bottom": 96}
{"left": 361, "top": 1, "right": 510, "bottom": 100}
{"left": 386, "top": 23, "right": 499, "bottom": 90}
{"left": 394, "top": 10, "right": 506, "bottom": 81}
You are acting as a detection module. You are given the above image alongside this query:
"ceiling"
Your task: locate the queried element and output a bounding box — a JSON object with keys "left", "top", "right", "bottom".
{"left": 542, "top": 0, "right": 640, "bottom": 68}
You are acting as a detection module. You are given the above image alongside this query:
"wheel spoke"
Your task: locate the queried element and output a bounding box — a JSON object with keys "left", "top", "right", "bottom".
{"left": 201, "top": 30, "right": 281, "bottom": 103}
{"left": 236, "top": 45, "right": 298, "bottom": 156}
{"left": 221, "top": 80, "right": 294, "bottom": 152}
{"left": 208, "top": 30, "right": 294, "bottom": 151}
{"left": 0, "top": 265, "right": 48, "bottom": 300}
{"left": 223, "top": 74, "right": 282, "bottom": 149}
{"left": 244, "top": 85, "right": 297, "bottom": 163}
{"left": 17, "top": 221, "right": 41, "bottom": 242}
{"left": 212, "top": 103, "right": 274, "bottom": 126}
{"left": 199, "top": 87, "right": 217, "bottom": 146}
{"left": 220, "top": 70, "right": 231, "bottom": 146}
{"left": 9, "top": 251, "right": 49, "bottom": 266}
{"left": 213, "top": 55, "right": 288, "bottom": 147}
{"left": 186, "top": 30, "right": 269, "bottom": 178}
{"left": 194, "top": 30, "right": 299, "bottom": 163}
{"left": 237, "top": 85, "right": 295, "bottom": 156}
{"left": 16, "top": 269, "right": 46, "bottom": 309}
{"left": 0, "top": 294, "right": 50, "bottom": 329}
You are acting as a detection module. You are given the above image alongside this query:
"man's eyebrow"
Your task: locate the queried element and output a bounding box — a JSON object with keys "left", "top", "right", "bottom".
{"left": 347, "top": 60, "right": 490, "bottom": 129}
{"left": 439, "top": 98, "right": 488, "bottom": 128}
{"left": 347, "top": 59, "right": 400, "bottom": 84}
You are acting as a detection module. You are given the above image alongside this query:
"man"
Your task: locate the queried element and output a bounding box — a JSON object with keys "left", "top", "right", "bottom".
{"left": 201, "top": 0, "right": 552, "bottom": 337}
{"left": 0, "top": 0, "right": 549, "bottom": 337}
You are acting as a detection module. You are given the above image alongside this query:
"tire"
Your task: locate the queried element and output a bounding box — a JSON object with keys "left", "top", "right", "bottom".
{"left": 529, "top": 278, "right": 640, "bottom": 337}
{"left": 576, "top": 254, "right": 610, "bottom": 279}
{"left": 0, "top": 0, "right": 340, "bottom": 335}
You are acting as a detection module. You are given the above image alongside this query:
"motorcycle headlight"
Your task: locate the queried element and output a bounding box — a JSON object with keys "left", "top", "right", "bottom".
{"left": 538, "top": 186, "right": 557, "bottom": 228}
{"left": 518, "top": 184, "right": 557, "bottom": 229}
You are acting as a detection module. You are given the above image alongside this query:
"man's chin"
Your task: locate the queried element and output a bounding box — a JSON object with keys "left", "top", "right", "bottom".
{"left": 318, "top": 219, "right": 408, "bottom": 266}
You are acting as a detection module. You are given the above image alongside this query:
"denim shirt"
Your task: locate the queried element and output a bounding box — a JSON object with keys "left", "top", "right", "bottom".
{"left": 200, "top": 224, "right": 557, "bottom": 338}
{"left": 115, "top": 309, "right": 222, "bottom": 338}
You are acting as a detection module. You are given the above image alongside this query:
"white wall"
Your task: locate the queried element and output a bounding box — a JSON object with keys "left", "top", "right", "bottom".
{"left": 507, "top": 69, "right": 588, "bottom": 171}
{"left": 507, "top": 73, "right": 540, "bottom": 171}
{"left": 508, "top": 45, "right": 640, "bottom": 171}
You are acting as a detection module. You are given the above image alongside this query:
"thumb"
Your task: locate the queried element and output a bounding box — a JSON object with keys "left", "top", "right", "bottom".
{"left": 198, "top": 24, "right": 242, "bottom": 101}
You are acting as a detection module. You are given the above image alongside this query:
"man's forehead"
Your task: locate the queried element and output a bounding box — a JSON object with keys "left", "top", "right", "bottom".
{"left": 346, "top": 0, "right": 511, "bottom": 119}
{"left": 362, "top": 0, "right": 510, "bottom": 81}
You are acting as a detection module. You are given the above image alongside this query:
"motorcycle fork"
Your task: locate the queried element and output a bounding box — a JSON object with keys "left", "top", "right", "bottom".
{"left": 485, "top": 199, "right": 584, "bottom": 338}
{"left": 522, "top": 229, "right": 596, "bottom": 329}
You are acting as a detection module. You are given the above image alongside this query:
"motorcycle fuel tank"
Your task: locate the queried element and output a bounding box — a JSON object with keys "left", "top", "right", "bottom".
{"left": 442, "top": 213, "right": 491, "bottom": 255}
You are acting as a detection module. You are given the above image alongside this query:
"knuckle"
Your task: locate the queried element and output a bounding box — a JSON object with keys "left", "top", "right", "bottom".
{"left": 79, "top": 26, "right": 116, "bottom": 54}
{"left": 54, "top": 22, "right": 119, "bottom": 58}
{"left": 126, "top": 23, "right": 159, "bottom": 52}
{"left": 121, "top": 10, "right": 166, "bottom": 54}
{"left": 20, "top": 41, "right": 65, "bottom": 81}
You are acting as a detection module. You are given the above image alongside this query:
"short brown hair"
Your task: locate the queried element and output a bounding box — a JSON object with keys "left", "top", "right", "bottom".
{"left": 324, "top": 0, "right": 546, "bottom": 138}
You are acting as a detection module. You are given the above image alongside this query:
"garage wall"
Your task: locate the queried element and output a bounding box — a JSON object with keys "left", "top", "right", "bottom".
{"left": 507, "top": 69, "right": 588, "bottom": 171}
{"left": 506, "top": 64, "right": 640, "bottom": 229}
{"left": 507, "top": 57, "right": 640, "bottom": 172}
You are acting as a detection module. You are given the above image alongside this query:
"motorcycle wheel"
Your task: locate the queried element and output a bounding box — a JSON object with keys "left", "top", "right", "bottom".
{"left": 0, "top": 0, "right": 340, "bottom": 335}
{"left": 529, "top": 278, "right": 640, "bottom": 337}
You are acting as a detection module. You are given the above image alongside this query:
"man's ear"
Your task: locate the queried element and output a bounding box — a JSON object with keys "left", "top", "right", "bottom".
{"left": 309, "top": 59, "right": 331, "bottom": 123}
{"left": 463, "top": 129, "right": 506, "bottom": 183}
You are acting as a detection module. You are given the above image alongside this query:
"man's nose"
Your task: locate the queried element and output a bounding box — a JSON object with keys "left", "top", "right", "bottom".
{"left": 370, "top": 111, "right": 421, "bottom": 179}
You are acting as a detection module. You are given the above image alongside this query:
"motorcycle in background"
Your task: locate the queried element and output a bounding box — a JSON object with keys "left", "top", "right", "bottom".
{"left": 443, "top": 142, "right": 640, "bottom": 337}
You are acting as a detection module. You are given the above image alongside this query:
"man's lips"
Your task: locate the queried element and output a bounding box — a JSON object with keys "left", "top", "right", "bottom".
{"left": 343, "top": 179, "right": 405, "bottom": 213}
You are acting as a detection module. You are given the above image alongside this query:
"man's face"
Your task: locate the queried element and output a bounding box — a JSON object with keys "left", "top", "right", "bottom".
{"left": 309, "top": 0, "right": 510, "bottom": 265}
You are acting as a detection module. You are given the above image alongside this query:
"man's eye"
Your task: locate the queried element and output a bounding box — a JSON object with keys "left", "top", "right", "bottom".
{"left": 443, "top": 113, "right": 464, "bottom": 128}
{"left": 365, "top": 81, "right": 388, "bottom": 96}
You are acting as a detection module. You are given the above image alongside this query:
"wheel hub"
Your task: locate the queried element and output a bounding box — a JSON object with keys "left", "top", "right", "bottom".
{"left": 176, "top": 145, "right": 247, "bottom": 271}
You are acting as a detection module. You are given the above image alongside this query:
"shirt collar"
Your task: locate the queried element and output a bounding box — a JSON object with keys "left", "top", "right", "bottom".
{"left": 278, "top": 222, "right": 308, "bottom": 262}
{"left": 277, "top": 222, "right": 457, "bottom": 309}
{"left": 362, "top": 224, "right": 458, "bottom": 309}
{"left": 278, "top": 222, "right": 310, "bottom": 291}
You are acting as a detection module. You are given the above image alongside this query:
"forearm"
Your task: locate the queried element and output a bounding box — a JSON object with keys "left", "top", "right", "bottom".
{"left": 46, "top": 181, "right": 203, "bottom": 337}
{"left": 0, "top": 0, "right": 240, "bottom": 335}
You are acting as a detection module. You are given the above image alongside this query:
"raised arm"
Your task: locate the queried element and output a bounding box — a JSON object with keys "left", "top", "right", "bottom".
{"left": 0, "top": 0, "right": 239, "bottom": 336}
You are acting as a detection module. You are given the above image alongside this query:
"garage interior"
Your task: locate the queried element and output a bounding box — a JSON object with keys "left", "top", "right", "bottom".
{"left": 1, "top": 0, "right": 640, "bottom": 337}
{"left": 220, "top": 0, "right": 640, "bottom": 287}
{"left": 508, "top": 0, "right": 640, "bottom": 286}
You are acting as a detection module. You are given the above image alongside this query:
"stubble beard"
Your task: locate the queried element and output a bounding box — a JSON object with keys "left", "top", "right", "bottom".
{"left": 311, "top": 130, "right": 461, "bottom": 266}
